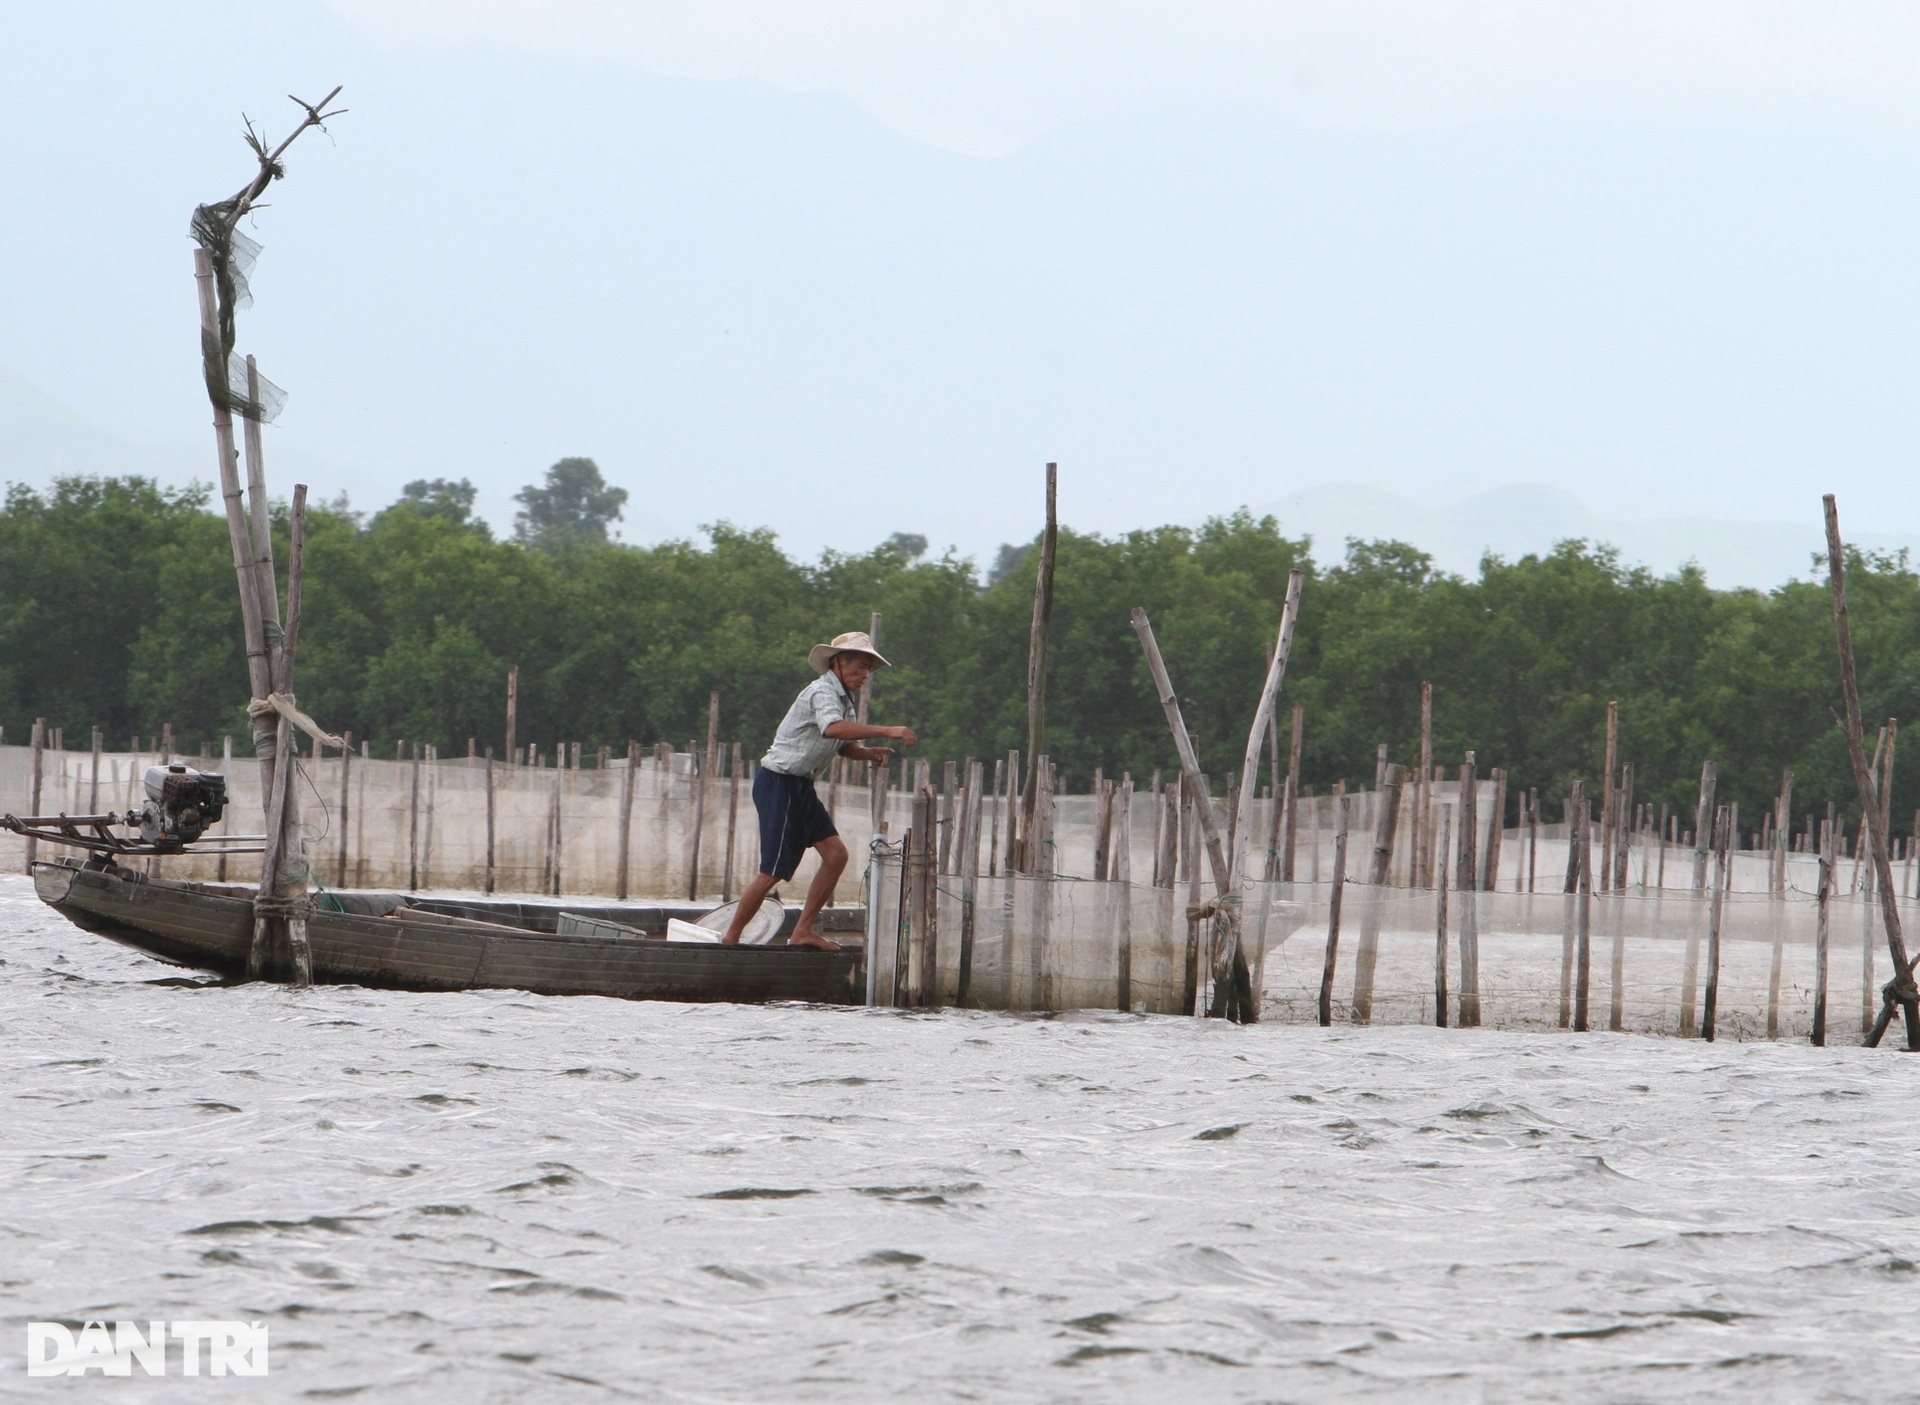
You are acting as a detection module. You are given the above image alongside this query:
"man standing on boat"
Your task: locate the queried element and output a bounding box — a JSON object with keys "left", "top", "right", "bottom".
{"left": 722, "top": 630, "right": 916, "bottom": 950}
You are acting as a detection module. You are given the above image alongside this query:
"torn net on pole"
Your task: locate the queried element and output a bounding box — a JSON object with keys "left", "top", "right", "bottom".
{"left": 189, "top": 201, "right": 287, "bottom": 423}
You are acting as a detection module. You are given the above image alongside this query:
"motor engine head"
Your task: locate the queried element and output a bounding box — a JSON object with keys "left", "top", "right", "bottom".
{"left": 135, "top": 764, "right": 228, "bottom": 850}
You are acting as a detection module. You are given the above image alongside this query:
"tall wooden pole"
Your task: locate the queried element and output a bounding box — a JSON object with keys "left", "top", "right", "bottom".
{"left": 1825, "top": 495, "right": 1920, "bottom": 1047}
{"left": 1019, "top": 463, "right": 1058, "bottom": 872}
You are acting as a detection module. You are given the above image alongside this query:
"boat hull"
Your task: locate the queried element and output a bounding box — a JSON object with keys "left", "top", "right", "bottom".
{"left": 31, "top": 862, "right": 865, "bottom": 1005}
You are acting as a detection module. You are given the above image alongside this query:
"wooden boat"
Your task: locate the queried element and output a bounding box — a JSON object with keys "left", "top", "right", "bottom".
{"left": 30, "top": 858, "right": 866, "bottom": 1005}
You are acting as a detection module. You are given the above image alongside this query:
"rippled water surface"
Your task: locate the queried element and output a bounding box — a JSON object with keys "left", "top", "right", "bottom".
{"left": 3, "top": 874, "right": 1918, "bottom": 1401}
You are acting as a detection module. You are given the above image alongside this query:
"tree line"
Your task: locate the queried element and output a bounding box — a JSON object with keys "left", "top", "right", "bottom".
{"left": 2, "top": 467, "right": 1915, "bottom": 835}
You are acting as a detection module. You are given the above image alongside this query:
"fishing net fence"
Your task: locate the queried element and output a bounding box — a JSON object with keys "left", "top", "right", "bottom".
{"left": 3, "top": 743, "right": 1905, "bottom": 1042}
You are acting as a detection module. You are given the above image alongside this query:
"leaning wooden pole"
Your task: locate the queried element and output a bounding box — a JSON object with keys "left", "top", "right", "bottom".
{"left": 1130, "top": 609, "right": 1230, "bottom": 894}
{"left": 1019, "top": 463, "right": 1059, "bottom": 872}
{"left": 1230, "top": 570, "right": 1305, "bottom": 890}
{"left": 1824, "top": 494, "right": 1920, "bottom": 1049}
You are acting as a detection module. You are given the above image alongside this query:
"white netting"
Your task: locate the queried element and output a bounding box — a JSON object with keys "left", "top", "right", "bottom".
{"left": 5, "top": 745, "right": 1907, "bottom": 1042}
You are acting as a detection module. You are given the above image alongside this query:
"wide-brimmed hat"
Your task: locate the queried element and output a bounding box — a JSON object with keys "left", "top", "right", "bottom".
{"left": 808, "top": 631, "right": 891, "bottom": 673}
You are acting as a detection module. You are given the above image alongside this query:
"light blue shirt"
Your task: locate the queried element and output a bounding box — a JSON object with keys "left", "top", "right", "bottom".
{"left": 761, "top": 673, "right": 857, "bottom": 780}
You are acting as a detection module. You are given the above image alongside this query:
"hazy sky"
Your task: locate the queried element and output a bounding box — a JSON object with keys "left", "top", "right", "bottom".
{"left": 3, "top": 2, "right": 1919, "bottom": 567}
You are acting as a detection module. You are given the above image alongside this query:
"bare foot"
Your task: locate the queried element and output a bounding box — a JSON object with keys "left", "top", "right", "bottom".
{"left": 786, "top": 930, "right": 841, "bottom": 951}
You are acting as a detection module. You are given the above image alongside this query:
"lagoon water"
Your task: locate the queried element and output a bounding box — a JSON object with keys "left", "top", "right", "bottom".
{"left": 2, "top": 872, "right": 1918, "bottom": 1401}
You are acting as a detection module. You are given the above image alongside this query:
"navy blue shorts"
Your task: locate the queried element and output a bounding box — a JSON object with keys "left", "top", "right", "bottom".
{"left": 754, "top": 767, "right": 839, "bottom": 881}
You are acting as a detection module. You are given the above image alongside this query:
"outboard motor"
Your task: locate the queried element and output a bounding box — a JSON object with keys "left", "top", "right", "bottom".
{"left": 135, "top": 764, "right": 228, "bottom": 850}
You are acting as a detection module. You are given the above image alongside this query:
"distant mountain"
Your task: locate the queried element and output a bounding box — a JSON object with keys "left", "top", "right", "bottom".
{"left": 0, "top": 363, "right": 194, "bottom": 485}
{"left": 1257, "top": 482, "right": 1919, "bottom": 591}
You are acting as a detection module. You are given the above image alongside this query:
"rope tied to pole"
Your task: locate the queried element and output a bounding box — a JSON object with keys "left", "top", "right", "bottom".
{"left": 247, "top": 693, "right": 342, "bottom": 751}
{"left": 249, "top": 895, "right": 307, "bottom": 920}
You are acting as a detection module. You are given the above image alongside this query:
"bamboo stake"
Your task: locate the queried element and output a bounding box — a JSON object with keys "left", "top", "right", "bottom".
{"left": 1485, "top": 767, "right": 1507, "bottom": 891}
{"left": 1703, "top": 806, "right": 1730, "bottom": 1041}
{"left": 1852, "top": 726, "right": 1886, "bottom": 895}
{"left": 1813, "top": 805, "right": 1835, "bottom": 1046}
{"left": 1130, "top": 608, "right": 1230, "bottom": 892}
{"left": 1092, "top": 774, "right": 1112, "bottom": 881}
{"left": 1003, "top": 748, "right": 1022, "bottom": 876}
{"left": 722, "top": 741, "right": 742, "bottom": 901}
{"left": 420, "top": 745, "right": 436, "bottom": 890}
{"left": 550, "top": 759, "right": 564, "bottom": 897}
{"left": 705, "top": 691, "right": 720, "bottom": 778}
{"left": 1616, "top": 764, "right": 1634, "bottom": 890}
{"left": 1416, "top": 681, "right": 1433, "bottom": 884}
{"left": 23, "top": 719, "right": 43, "bottom": 872}
{"left": 958, "top": 758, "right": 985, "bottom": 1007}
{"left": 615, "top": 740, "right": 636, "bottom": 899}
{"left": 325, "top": 729, "right": 347, "bottom": 886}
{"left": 1434, "top": 802, "right": 1451, "bottom": 1027}
{"left": 1825, "top": 494, "right": 1920, "bottom": 1048}
{"left": 1113, "top": 775, "right": 1133, "bottom": 1013}
{"left": 241, "top": 357, "right": 283, "bottom": 699}
{"left": 250, "top": 716, "right": 297, "bottom": 981}
{"left": 1350, "top": 762, "right": 1405, "bottom": 1023}
{"left": 1609, "top": 790, "right": 1627, "bottom": 1032}
{"left": 924, "top": 781, "right": 943, "bottom": 1006}
{"left": 253, "top": 484, "right": 311, "bottom": 983}
{"left": 1159, "top": 779, "right": 1178, "bottom": 890}
{"left": 1019, "top": 464, "right": 1058, "bottom": 873}
{"left": 505, "top": 667, "right": 518, "bottom": 768}
{"left": 686, "top": 747, "right": 706, "bottom": 901}
{"left": 1656, "top": 802, "right": 1667, "bottom": 890}
{"left": 1691, "top": 760, "right": 1717, "bottom": 891}
{"left": 484, "top": 747, "right": 497, "bottom": 895}
{"left": 1183, "top": 796, "right": 1202, "bottom": 1015}
{"left": 1456, "top": 753, "right": 1481, "bottom": 1027}
{"left": 88, "top": 727, "right": 101, "bottom": 814}
{"left": 194, "top": 249, "right": 275, "bottom": 800}
{"left": 408, "top": 742, "right": 422, "bottom": 891}
{"left": 1601, "top": 701, "right": 1618, "bottom": 894}
{"left": 1883, "top": 719, "right": 1898, "bottom": 876}
{"left": 1281, "top": 706, "right": 1305, "bottom": 881}
{"left": 218, "top": 734, "right": 234, "bottom": 883}
{"left": 1231, "top": 570, "right": 1305, "bottom": 891}
{"left": 1574, "top": 792, "right": 1592, "bottom": 1033}
{"left": 1318, "top": 796, "right": 1350, "bottom": 1027}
